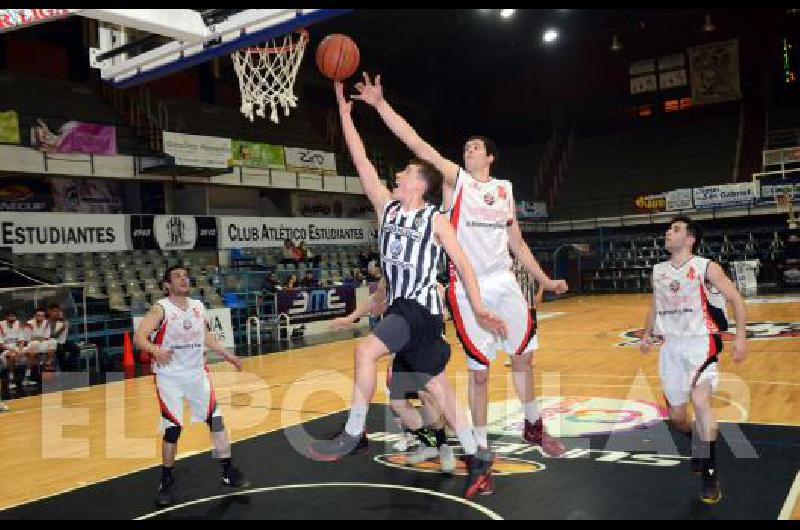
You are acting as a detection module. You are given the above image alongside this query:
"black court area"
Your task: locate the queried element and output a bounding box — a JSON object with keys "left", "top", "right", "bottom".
{"left": 2, "top": 405, "right": 797, "bottom": 520}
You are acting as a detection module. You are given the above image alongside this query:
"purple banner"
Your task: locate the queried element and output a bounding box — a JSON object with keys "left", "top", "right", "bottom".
{"left": 31, "top": 119, "right": 117, "bottom": 155}
{"left": 276, "top": 285, "right": 356, "bottom": 323}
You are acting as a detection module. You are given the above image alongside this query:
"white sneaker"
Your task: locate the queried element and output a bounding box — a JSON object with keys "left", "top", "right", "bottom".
{"left": 392, "top": 432, "right": 420, "bottom": 452}
{"left": 439, "top": 444, "right": 456, "bottom": 473}
{"left": 21, "top": 378, "right": 38, "bottom": 387}
{"left": 406, "top": 445, "right": 439, "bottom": 464}
{"left": 0, "top": 402, "right": 9, "bottom": 412}
{"left": 8, "top": 381, "right": 16, "bottom": 390}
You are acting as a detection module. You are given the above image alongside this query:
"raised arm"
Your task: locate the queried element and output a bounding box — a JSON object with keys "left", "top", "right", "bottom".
{"left": 433, "top": 214, "right": 507, "bottom": 337}
{"left": 352, "top": 73, "right": 459, "bottom": 189}
{"left": 334, "top": 81, "right": 391, "bottom": 214}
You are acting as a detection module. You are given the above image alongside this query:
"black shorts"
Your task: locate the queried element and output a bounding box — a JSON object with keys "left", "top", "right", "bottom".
{"left": 373, "top": 298, "right": 451, "bottom": 399}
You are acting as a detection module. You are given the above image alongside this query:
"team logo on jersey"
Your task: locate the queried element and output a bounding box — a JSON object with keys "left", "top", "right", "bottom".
{"left": 413, "top": 217, "right": 423, "bottom": 229}
{"left": 183, "top": 319, "right": 193, "bottom": 331}
{"left": 484, "top": 193, "right": 495, "bottom": 206}
{"left": 615, "top": 322, "right": 800, "bottom": 347}
{"left": 669, "top": 280, "right": 681, "bottom": 293}
{"left": 498, "top": 186, "right": 507, "bottom": 199}
{"left": 390, "top": 239, "right": 403, "bottom": 259}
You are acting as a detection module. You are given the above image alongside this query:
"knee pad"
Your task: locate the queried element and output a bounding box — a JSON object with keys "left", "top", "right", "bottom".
{"left": 207, "top": 415, "right": 225, "bottom": 433}
{"left": 163, "top": 425, "right": 182, "bottom": 444}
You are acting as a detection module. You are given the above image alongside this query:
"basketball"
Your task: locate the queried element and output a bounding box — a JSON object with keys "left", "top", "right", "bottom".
{"left": 316, "top": 33, "right": 360, "bottom": 81}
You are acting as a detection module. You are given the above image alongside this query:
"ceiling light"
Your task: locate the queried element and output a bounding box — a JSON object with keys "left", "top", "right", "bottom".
{"left": 702, "top": 13, "right": 715, "bottom": 32}
{"left": 500, "top": 9, "right": 515, "bottom": 18}
{"left": 542, "top": 28, "right": 559, "bottom": 44}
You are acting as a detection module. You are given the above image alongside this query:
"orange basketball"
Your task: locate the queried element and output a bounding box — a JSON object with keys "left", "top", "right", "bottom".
{"left": 316, "top": 34, "right": 360, "bottom": 81}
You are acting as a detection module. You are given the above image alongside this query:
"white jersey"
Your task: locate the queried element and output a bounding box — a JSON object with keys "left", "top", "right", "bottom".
{"left": 50, "top": 319, "right": 69, "bottom": 345}
{"left": 151, "top": 297, "right": 207, "bottom": 374}
{"left": 448, "top": 167, "right": 514, "bottom": 280}
{"left": 24, "top": 319, "right": 51, "bottom": 341}
{"left": 0, "top": 320, "right": 21, "bottom": 347}
{"left": 652, "top": 256, "right": 729, "bottom": 337}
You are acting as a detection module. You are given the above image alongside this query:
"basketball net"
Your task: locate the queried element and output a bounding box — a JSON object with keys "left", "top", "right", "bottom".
{"left": 231, "top": 28, "right": 309, "bottom": 125}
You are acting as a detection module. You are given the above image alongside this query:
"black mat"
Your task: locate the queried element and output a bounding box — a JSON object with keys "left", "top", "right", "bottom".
{"left": 1, "top": 405, "right": 797, "bottom": 520}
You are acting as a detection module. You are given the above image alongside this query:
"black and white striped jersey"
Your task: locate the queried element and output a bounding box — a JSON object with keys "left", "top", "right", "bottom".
{"left": 379, "top": 200, "right": 444, "bottom": 315}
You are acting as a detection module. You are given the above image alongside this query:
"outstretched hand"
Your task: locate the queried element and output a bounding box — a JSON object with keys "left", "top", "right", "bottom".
{"left": 334, "top": 81, "right": 352, "bottom": 114}
{"left": 352, "top": 72, "right": 384, "bottom": 106}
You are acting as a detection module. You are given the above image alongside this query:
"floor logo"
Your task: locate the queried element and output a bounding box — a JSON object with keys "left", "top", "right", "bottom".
{"left": 486, "top": 396, "right": 667, "bottom": 438}
{"left": 374, "top": 453, "right": 545, "bottom": 476}
{"left": 616, "top": 322, "right": 800, "bottom": 347}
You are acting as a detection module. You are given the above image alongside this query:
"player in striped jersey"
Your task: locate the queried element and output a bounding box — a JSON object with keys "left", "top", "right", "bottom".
{"left": 308, "top": 82, "right": 508, "bottom": 498}
{"left": 640, "top": 216, "right": 747, "bottom": 504}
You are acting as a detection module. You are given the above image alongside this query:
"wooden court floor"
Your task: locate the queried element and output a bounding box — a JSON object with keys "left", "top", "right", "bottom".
{"left": 0, "top": 293, "right": 798, "bottom": 518}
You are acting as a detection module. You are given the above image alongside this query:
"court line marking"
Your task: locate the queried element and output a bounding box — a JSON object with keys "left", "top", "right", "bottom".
{"left": 779, "top": 471, "right": 800, "bottom": 520}
{"left": 0, "top": 406, "right": 349, "bottom": 513}
{"left": 135, "top": 482, "right": 504, "bottom": 520}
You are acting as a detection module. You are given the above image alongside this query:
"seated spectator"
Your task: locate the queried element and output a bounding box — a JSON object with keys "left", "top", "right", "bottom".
{"left": 297, "top": 241, "right": 321, "bottom": 266}
{"left": 262, "top": 272, "right": 280, "bottom": 294}
{"left": 282, "top": 238, "right": 299, "bottom": 265}
{"left": 48, "top": 303, "right": 79, "bottom": 372}
{"left": 0, "top": 309, "right": 23, "bottom": 394}
{"left": 300, "top": 270, "right": 317, "bottom": 288}
{"left": 358, "top": 250, "right": 371, "bottom": 271}
{"left": 21, "top": 307, "right": 56, "bottom": 385}
{"left": 366, "top": 260, "right": 382, "bottom": 282}
{"left": 284, "top": 274, "right": 298, "bottom": 291}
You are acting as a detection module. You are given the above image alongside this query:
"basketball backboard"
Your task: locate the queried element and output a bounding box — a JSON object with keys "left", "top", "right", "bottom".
{"left": 1, "top": 9, "right": 350, "bottom": 88}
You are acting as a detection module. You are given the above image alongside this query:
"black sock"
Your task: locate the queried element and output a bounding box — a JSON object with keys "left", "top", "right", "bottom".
{"left": 220, "top": 458, "right": 232, "bottom": 473}
{"left": 433, "top": 428, "right": 448, "bottom": 448}
{"left": 161, "top": 465, "right": 173, "bottom": 482}
{"left": 412, "top": 427, "right": 437, "bottom": 448}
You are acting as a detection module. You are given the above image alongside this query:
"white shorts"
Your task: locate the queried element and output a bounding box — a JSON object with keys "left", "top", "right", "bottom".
{"left": 659, "top": 334, "right": 722, "bottom": 407}
{"left": 154, "top": 368, "right": 221, "bottom": 431}
{"left": 447, "top": 271, "right": 538, "bottom": 371}
{"left": 25, "top": 340, "right": 56, "bottom": 355}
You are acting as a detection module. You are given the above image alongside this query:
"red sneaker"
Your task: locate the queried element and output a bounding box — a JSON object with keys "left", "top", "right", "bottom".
{"left": 523, "top": 418, "right": 566, "bottom": 457}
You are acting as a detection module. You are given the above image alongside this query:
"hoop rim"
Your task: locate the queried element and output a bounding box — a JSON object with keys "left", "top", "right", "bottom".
{"left": 239, "top": 27, "right": 309, "bottom": 54}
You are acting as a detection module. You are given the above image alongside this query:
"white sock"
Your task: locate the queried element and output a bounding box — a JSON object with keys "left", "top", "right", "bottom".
{"left": 473, "top": 426, "right": 488, "bottom": 448}
{"left": 523, "top": 401, "right": 541, "bottom": 423}
{"left": 457, "top": 427, "right": 478, "bottom": 455}
{"left": 344, "top": 405, "right": 368, "bottom": 436}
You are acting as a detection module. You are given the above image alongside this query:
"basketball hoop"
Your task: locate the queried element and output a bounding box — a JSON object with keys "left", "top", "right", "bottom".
{"left": 231, "top": 28, "right": 309, "bottom": 125}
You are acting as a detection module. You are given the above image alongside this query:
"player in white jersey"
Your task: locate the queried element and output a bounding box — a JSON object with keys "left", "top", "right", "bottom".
{"left": 134, "top": 266, "right": 249, "bottom": 507}
{"left": 308, "top": 82, "right": 507, "bottom": 498}
{"left": 21, "top": 307, "right": 56, "bottom": 386}
{"left": 1, "top": 310, "right": 23, "bottom": 393}
{"left": 640, "top": 216, "right": 747, "bottom": 504}
{"left": 352, "top": 74, "right": 569, "bottom": 465}
{"left": 0, "top": 310, "right": 21, "bottom": 410}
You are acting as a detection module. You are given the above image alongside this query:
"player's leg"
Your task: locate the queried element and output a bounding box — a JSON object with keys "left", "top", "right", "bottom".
{"left": 688, "top": 335, "right": 722, "bottom": 504}
{"left": 307, "top": 329, "right": 393, "bottom": 461}
{"left": 448, "top": 281, "right": 495, "bottom": 451}
{"left": 154, "top": 374, "right": 184, "bottom": 507}
{"left": 419, "top": 389, "right": 456, "bottom": 473}
{"left": 424, "top": 370, "right": 492, "bottom": 497}
{"left": 4, "top": 350, "right": 17, "bottom": 390}
{"left": 186, "top": 370, "right": 250, "bottom": 489}
{"left": 22, "top": 344, "right": 39, "bottom": 386}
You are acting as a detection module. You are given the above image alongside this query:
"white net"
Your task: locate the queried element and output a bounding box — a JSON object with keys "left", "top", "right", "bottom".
{"left": 231, "top": 29, "right": 309, "bottom": 125}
